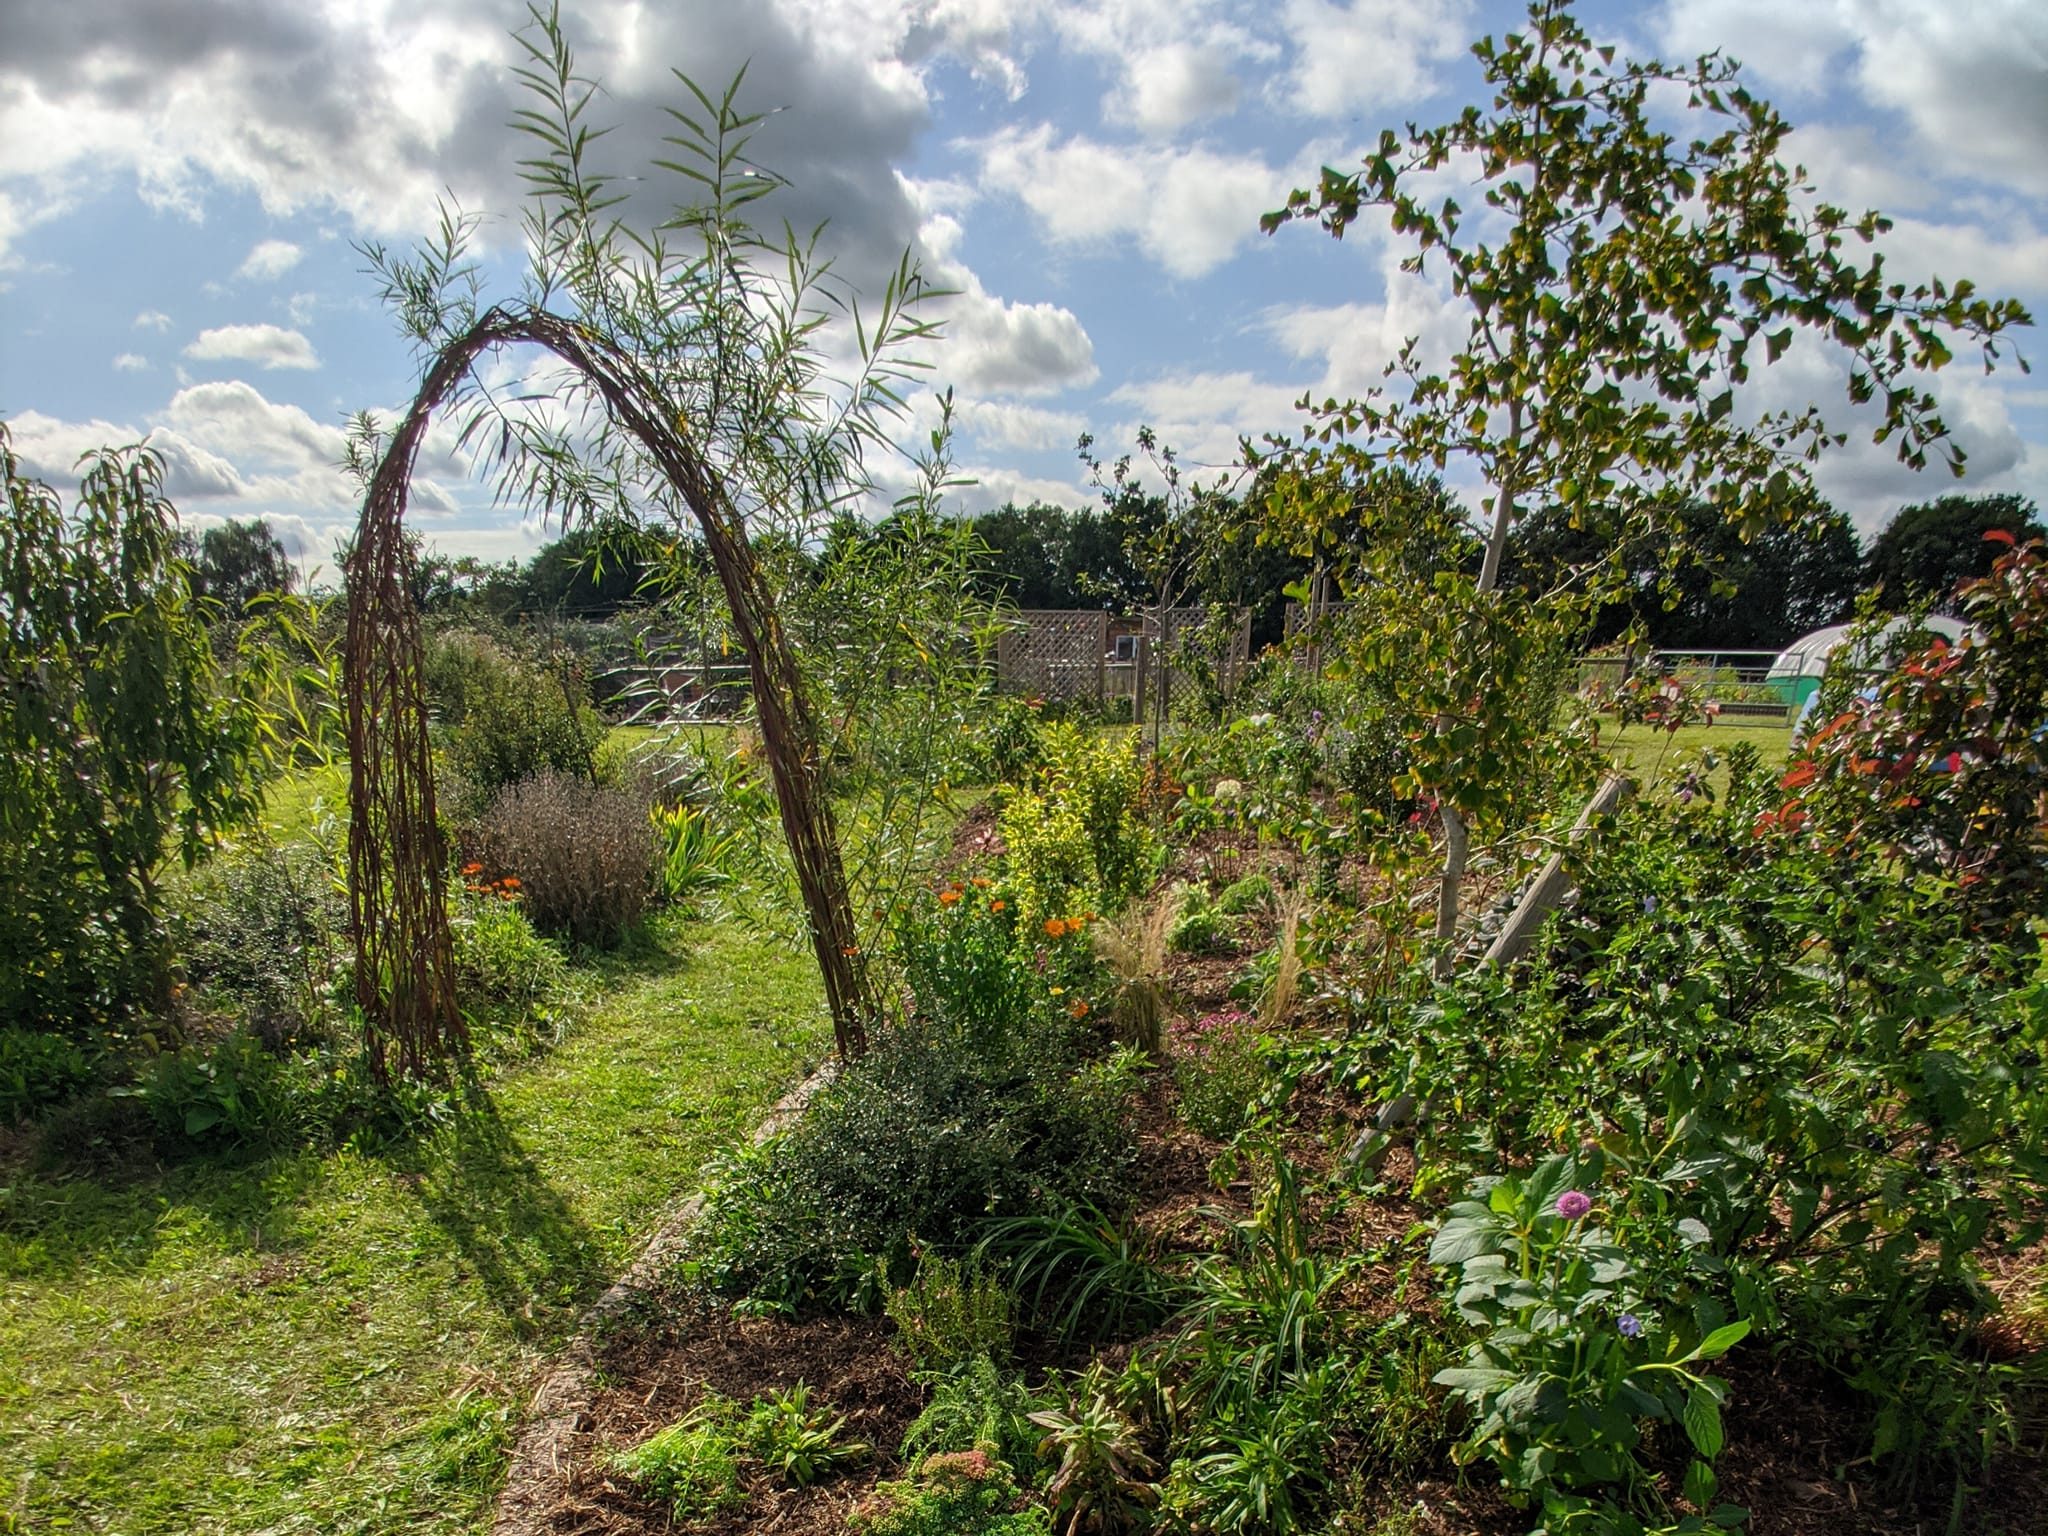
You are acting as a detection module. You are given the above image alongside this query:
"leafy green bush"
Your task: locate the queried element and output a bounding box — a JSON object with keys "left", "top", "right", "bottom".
{"left": 471, "top": 772, "right": 658, "bottom": 947}
{"left": 177, "top": 839, "right": 345, "bottom": 1046}
{"left": 1168, "top": 888, "right": 1231, "bottom": 955}
{"left": 2, "top": 433, "right": 269, "bottom": 1035}
{"left": 900, "top": 1355, "right": 1047, "bottom": 1473}
{"left": 1213, "top": 873, "right": 1274, "bottom": 918}
{"left": 684, "top": 1015, "right": 1136, "bottom": 1313}
{"left": 0, "top": 1029, "right": 97, "bottom": 1122}
{"left": 1428, "top": 1156, "right": 1750, "bottom": 1536}
{"left": 128, "top": 1030, "right": 335, "bottom": 1150}
{"left": 1314, "top": 755, "right": 2048, "bottom": 1494}
{"left": 887, "top": 1255, "right": 1016, "bottom": 1371}
{"left": 606, "top": 1399, "right": 745, "bottom": 1520}
{"left": 450, "top": 883, "right": 565, "bottom": 1034}
{"left": 851, "top": 1449, "right": 1050, "bottom": 1536}
{"left": 1171, "top": 1010, "right": 1267, "bottom": 1142}
{"left": 442, "top": 634, "right": 604, "bottom": 800}
{"left": 998, "top": 724, "right": 1155, "bottom": 922}
{"left": 744, "top": 1383, "right": 869, "bottom": 1487}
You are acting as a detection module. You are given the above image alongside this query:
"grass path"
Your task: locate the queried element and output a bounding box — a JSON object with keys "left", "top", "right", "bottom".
{"left": 0, "top": 918, "right": 829, "bottom": 1536}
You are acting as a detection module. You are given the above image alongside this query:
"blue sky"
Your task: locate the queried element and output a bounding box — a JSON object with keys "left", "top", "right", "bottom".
{"left": 1, "top": 0, "right": 2042, "bottom": 576}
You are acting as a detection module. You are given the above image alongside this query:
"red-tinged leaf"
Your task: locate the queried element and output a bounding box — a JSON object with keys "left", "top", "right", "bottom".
{"left": 1984, "top": 527, "right": 2017, "bottom": 546}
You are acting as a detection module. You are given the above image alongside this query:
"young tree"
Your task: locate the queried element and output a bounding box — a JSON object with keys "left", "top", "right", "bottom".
{"left": 1260, "top": 0, "right": 2030, "bottom": 963}
{"left": 0, "top": 429, "right": 268, "bottom": 1032}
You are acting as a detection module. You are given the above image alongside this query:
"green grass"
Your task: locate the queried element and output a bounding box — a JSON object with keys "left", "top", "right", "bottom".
{"left": 0, "top": 915, "right": 830, "bottom": 1536}
{"left": 1602, "top": 718, "right": 1794, "bottom": 794}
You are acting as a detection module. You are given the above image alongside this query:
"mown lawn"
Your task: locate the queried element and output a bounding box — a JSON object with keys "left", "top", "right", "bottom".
{"left": 0, "top": 917, "right": 830, "bottom": 1536}
{"left": 1602, "top": 717, "right": 1794, "bottom": 792}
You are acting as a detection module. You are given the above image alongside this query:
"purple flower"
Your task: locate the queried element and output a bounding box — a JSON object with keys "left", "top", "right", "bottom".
{"left": 1618, "top": 1313, "right": 1642, "bottom": 1339}
{"left": 1642, "top": 895, "right": 1659, "bottom": 916}
{"left": 1555, "top": 1190, "right": 1593, "bottom": 1220}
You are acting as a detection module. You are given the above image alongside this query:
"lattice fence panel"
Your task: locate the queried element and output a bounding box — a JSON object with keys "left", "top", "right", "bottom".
{"left": 996, "top": 609, "right": 1109, "bottom": 703}
{"left": 1157, "top": 605, "right": 1253, "bottom": 703}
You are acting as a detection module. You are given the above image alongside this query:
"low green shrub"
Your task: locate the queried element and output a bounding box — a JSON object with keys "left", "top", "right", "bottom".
{"left": 851, "top": 1449, "right": 1050, "bottom": 1536}
{"left": 0, "top": 1028, "right": 97, "bottom": 1122}
{"left": 683, "top": 1014, "right": 1136, "bottom": 1313}
{"left": 899, "top": 1354, "right": 1047, "bottom": 1473}
{"left": 176, "top": 839, "right": 345, "bottom": 1046}
{"left": 450, "top": 883, "right": 565, "bottom": 1034}
{"left": 887, "top": 1255, "right": 1016, "bottom": 1372}
{"left": 998, "top": 724, "right": 1155, "bottom": 923}
{"left": 440, "top": 635, "right": 605, "bottom": 801}
{"left": 607, "top": 1401, "right": 745, "bottom": 1520}
{"left": 1428, "top": 1155, "right": 1750, "bottom": 1536}
{"left": 1028, "top": 1360, "right": 1160, "bottom": 1534}
{"left": 1213, "top": 872, "right": 1274, "bottom": 918}
{"left": 471, "top": 772, "right": 658, "bottom": 948}
{"left": 128, "top": 1029, "right": 332, "bottom": 1150}
{"left": 1171, "top": 1010, "right": 1267, "bottom": 1142}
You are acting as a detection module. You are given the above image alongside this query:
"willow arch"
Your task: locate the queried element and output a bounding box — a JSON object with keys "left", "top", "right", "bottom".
{"left": 345, "top": 305, "right": 874, "bottom": 1080}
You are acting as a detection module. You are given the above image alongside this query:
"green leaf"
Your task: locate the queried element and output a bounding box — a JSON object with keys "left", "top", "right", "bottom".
{"left": 1683, "top": 1383, "right": 1724, "bottom": 1458}
{"left": 1691, "top": 1320, "right": 1750, "bottom": 1361}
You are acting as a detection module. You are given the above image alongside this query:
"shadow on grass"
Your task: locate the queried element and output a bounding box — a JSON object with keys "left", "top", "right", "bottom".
{"left": 379, "top": 1080, "right": 609, "bottom": 1339}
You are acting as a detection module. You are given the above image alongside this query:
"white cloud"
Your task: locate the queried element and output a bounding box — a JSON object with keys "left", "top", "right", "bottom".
{"left": 1276, "top": 0, "right": 1473, "bottom": 117}
{"left": 973, "top": 125, "right": 1328, "bottom": 280}
{"left": 1114, "top": 43, "right": 1241, "bottom": 136}
{"left": 184, "top": 323, "right": 319, "bottom": 371}
{"left": 112, "top": 352, "right": 151, "bottom": 372}
{"left": 236, "top": 238, "right": 303, "bottom": 282}
{"left": 1659, "top": 0, "right": 2048, "bottom": 197}
{"left": 133, "top": 309, "right": 173, "bottom": 331}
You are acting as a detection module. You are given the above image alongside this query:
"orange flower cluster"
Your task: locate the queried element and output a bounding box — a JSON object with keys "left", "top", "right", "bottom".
{"left": 1042, "top": 913, "right": 1094, "bottom": 939}
{"left": 462, "top": 863, "right": 523, "bottom": 900}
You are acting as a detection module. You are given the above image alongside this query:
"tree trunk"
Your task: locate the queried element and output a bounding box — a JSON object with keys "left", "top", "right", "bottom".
{"left": 1436, "top": 399, "right": 1522, "bottom": 971}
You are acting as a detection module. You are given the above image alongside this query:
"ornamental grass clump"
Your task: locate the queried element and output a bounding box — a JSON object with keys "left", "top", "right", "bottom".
{"left": 471, "top": 771, "right": 658, "bottom": 948}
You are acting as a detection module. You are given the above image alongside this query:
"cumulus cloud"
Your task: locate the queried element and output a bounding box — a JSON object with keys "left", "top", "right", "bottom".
{"left": 236, "top": 238, "right": 302, "bottom": 281}
{"left": 183, "top": 323, "right": 319, "bottom": 370}
{"left": 1658, "top": 0, "right": 2048, "bottom": 197}
{"left": 112, "top": 352, "right": 150, "bottom": 372}
{"left": 971, "top": 125, "right": 1332, "bottom": 280}
{"left": 1276, "top": 0, "right": 1473, "bottom": 116}
{"left": 132, "top": 309, "right": 172, "bottom": 331}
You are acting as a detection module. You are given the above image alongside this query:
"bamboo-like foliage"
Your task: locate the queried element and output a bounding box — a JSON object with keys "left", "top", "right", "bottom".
{"left": 345, "top": 5, "right": 945, "bottom": 1064}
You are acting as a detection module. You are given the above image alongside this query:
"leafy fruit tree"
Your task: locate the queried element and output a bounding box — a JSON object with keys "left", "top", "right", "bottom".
{"left": 1863, "top": 492, "right": 2044, "bottom": 613}
{"left": 1, "top": 428, "right": 269, "bottom": 1032}
{"left": 1259, "top": 0, "right": 2030, "bottom": 965}
{"left": 343, "top": 5, "right": 942, "bottom": 1067}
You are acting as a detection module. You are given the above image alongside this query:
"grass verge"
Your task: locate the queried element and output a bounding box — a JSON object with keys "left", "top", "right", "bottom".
{"left": 0, "top": 914, "right": 828, "bottom": 1536}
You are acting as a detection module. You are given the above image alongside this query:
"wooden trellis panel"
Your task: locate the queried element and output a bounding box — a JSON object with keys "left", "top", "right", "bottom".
{"left": 996, "top": 609, "right": 1109, "bottom": 703}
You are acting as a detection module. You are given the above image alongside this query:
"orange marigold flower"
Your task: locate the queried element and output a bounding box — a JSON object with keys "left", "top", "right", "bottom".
{"left": 1044, "top": 918, "right": 1067, "bottom": 938}
{"left": 970, "top": 876, "right": 992, "bottom": 889}
{"left": 1069, "top": 998, "right": 1091, "bottom": 1019}
{"left": 500, "top": 876, "right": 522, "bottom": 889}
{"left": 989, "top": 899, "right": 1006, "bottom": 913}
{"left": 938, "top": 889, "right": 962, "bottom": 907}
{"left": 461, "top": 861, "right": 483, "bottom": 875}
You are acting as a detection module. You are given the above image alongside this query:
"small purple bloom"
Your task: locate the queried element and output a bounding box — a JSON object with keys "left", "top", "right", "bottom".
{"left": 1618, "top": 1313, "right": 1642, "bottom": 1339}
{"left": 1556, "top": 1190, "right": 1593, "bottom": 1220}
{"left": 1642, "top": 895, "right": 1659, "bottom": 916}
